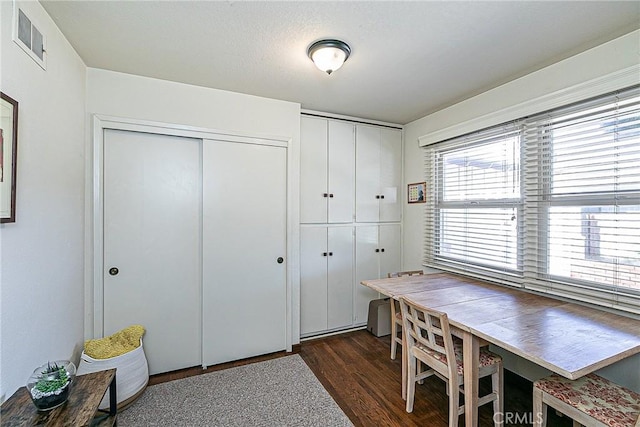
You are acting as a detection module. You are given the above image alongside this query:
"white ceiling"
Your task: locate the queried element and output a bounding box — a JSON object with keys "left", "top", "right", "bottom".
{"left": 40, "top": 1, "right": 639, "bottom": 124}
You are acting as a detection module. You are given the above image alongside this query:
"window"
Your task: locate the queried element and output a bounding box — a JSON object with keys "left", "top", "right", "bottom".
{"left": 424, "top": 86, "right": 640, "bottom": 313}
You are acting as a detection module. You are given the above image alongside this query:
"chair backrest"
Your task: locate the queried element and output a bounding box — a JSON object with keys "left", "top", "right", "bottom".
{"left": 399, "top": 296, "right": 457, "bottom": 380}
{"left": 388, "top": 270, "right": 424, "bottom": 278}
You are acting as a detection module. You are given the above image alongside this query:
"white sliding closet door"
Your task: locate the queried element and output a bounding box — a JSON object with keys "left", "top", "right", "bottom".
{"left": 202, "top": 140, "right": 287, "bottom": 366}
{"left": 103, "top": 129, "right": 202, "bottom": 375}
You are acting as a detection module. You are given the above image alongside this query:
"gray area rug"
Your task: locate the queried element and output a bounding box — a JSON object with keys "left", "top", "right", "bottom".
{"left": 117, "top": 354, "right": 353, "bottom": 426}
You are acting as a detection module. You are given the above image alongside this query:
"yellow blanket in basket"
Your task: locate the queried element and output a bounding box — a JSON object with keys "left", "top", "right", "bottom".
{"left": 84, "top": 325, "right": 145, "bottom": 359}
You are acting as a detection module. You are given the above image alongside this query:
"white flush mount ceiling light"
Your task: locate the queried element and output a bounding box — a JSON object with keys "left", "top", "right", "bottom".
{"left": 307, "top": 39, "right": 351, "bottom": 75}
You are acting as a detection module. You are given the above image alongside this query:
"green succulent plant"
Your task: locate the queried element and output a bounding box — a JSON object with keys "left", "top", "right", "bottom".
{"left": 35, "top": 362, "right": 69, "bottom": 393}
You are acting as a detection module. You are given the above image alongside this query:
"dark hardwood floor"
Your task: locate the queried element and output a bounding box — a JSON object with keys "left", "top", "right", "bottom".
{"left": 150, "top": 329, "right": 572, "bottom": 426}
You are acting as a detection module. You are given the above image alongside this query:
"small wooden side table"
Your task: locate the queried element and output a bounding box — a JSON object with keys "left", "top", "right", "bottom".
{"left": 1, "top": 368, "right": 117, "bottom": 426}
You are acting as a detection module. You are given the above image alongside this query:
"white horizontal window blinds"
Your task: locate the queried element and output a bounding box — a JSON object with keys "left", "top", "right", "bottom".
{"left": 424, "top": 123, "right": 523, "bottom": 283}
{"left": 424, "top": 85, "right": 640, "bottom": 314}
{"left": 523, "top": 87, "right": 640, "bottom": 312}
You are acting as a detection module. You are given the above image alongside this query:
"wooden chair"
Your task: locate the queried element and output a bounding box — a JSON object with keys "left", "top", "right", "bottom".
{"left": 533, "top": 373, "right": 640, "bottom": 427}
{"left": 387, "top": 270, "right": 424, "bottom": 360}
{"left": 399, "top": 296, "right": 504, "bottom": 427}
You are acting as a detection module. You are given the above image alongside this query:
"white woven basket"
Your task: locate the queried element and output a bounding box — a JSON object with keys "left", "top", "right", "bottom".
{"left": 77, "top": 338, "right": 149, "bottom": 410}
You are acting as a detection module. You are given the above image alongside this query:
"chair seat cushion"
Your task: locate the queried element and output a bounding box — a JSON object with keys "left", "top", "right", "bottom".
{"left": 534, "top": 373, "right": 640, "bottom": 427}
{"left": 417, "top": 337, "right": 501, "bottom": 375}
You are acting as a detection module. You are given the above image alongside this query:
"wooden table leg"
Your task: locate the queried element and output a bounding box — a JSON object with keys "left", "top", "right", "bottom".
{"left": 109, "top": 373, "right": 117, "bottom": 418}
{"left": 463, "top": 330, "right": 479, "bottom": 427}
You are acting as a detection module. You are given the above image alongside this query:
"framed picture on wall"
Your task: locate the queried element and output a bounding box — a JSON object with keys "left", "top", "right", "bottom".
{"left": 408, "top": 182, "right": 426, "bottom": 204}
{"left": 1, "top": 92, "right": 18, "bottom": 223}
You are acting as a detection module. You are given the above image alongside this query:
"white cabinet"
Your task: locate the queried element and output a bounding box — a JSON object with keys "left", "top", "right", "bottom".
{"left": 354, "top": 224, "right": 402, "bottom": 325}
{"left": 299, "top": 114, "right": 402, "bottom": 336}
{"left": 300, "top": 117, "right": 355, "bottom": 224}
{"left": 355, "top": 125, "right": 402, "bottom": 223}
{"left": 300, "top": 226, "right": 354, "bottom": 336}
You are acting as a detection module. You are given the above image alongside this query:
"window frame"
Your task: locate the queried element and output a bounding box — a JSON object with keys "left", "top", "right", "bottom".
{"left": 424, "top": 85, "right": 640, "bottom": 314}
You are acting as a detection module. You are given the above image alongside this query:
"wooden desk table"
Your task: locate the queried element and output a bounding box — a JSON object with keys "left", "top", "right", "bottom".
{"left": 1, "top": 368, "right": 117, "bottom": 426}
{"left": 361, "top": 273, "right": 640, "bottom": 427}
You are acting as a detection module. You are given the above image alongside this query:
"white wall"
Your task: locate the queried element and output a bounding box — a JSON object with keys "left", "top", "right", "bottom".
{"left": 402, "top": 30, "right": 640, "bottom": 390}
{"left": 0, "top": 0, "right": 87, "bottom": 399}
{"left": 84, "top": 69, "right": 302, "bottom": 346}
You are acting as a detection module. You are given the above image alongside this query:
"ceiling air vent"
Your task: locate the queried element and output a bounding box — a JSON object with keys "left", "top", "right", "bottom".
{"left": 13, "top": 5, "right": 46, "bottom": 69}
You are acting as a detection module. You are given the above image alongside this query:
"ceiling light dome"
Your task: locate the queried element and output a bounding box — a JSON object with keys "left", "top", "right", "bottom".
{"left": 307, "top": 39, "right": 351, "bottom": 75}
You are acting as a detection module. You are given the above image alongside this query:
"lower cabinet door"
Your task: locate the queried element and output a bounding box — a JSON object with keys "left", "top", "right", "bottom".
{"left": 300, "top": 227, "right": 329, "bottom": 335}
{"left": 354, "top": 226, "right": 381, "bottom": 325}
{"left": 327, "top": 227, "right": 354, "bottom": 330}
{"left": 354, "top": 224, "right": 401, "bottom": 325}
{"left": 300, "top": 226, "right": 354, "bottom": 336}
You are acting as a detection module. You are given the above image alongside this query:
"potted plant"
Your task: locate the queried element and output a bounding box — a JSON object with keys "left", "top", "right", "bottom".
{"left": 27, "top": 360, "right": 76, "bottom": 411}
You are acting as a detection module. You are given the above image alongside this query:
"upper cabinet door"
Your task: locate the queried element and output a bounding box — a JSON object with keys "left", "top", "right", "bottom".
{"left": 355, "top": 125, "right": 381, "bottom": 223}
{"left": 327, "top": 120, "right": 355, "bottom": 223}
{"left": 379, "top": 128, "right": 402, "bottom": 222}
{"left": 300, "top": 117, "right": 329, "bottom": 223}
{"left": 356, "top": 125, "right": 402, "bottom": 223}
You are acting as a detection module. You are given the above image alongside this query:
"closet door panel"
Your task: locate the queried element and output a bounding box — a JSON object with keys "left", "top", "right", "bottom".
{"left": 103, "top": 129, "right": 201, "bottom": 375}
{"left": 379, "top": 224, "right": 402, "bottom": 278}
{"left": 328, "top": 121, "right": 355, "bottom": 223}
{"left": 300, "top": 117, "right": 328, "bottom": 223}
{"left": 300, "top": 227, "right": 329, "bottom": 335}
{"left": 379, "top": 129, "right": 403, "bottom": 222}
{"left": 354, "top": 226, "right": 380, "bottom": 325}
{"left": 202, "top": 140, "right": 287, "bottom": 366}
{"left": 327, "top": 227, "right": 354, "bottom": 330}
{"left": 355, "top": 125, "right": 381, "bottom": 223}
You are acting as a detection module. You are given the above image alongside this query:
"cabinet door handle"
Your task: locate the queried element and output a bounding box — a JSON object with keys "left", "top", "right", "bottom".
{"left": 380, "top": 195, "right": 385, "bottom": 199}
{"left": 323, "top": 193, "right": 329, "bottom": 198}
{"left": 328, "top": 252, "right": 333, "bottom": 256}
{"left": 375, "top": 195, "right": 380, "bottom": 199}
{"left": 381, "top": 248, "right": 385, "bottom": 252}
{"left": 329, "top": 193, "right": 334, "bottom": 198}
{"left": 375, "top": 249, "right": 380, "bottom": 253}
{"left": 322, "top": 252, "right": 328, "bottom": 257}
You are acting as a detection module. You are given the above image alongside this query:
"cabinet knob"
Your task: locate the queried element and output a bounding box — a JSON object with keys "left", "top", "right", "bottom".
{"left": 329, "top": 194, "right": 334, "bottom": 198}
{"left": 376, "top": 195, "right": 380, "bottom": 199}
{"left": 375, "top": 249, "right": 380, "bottom": 253}
{"left": 381, "top": 248, "right": 385, "bottom": 252}
{"left": 108, "top": 267, "right": 119, "bottom": 276}
{"left": 323, "top": 252, "right": 328, "bottom": 257}
{"left": 380, "top": 195, "right": 385, "bottom": 199}
{"left": 328, "top": 252, "right": 333, "bottom": 256}
{"left": 323, "top": 193, "right": 329, "bottom": 198}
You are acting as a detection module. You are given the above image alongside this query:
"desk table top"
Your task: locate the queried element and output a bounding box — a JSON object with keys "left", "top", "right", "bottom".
{"left": 361, "top": 273, "right": 640, "bottom": 380}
